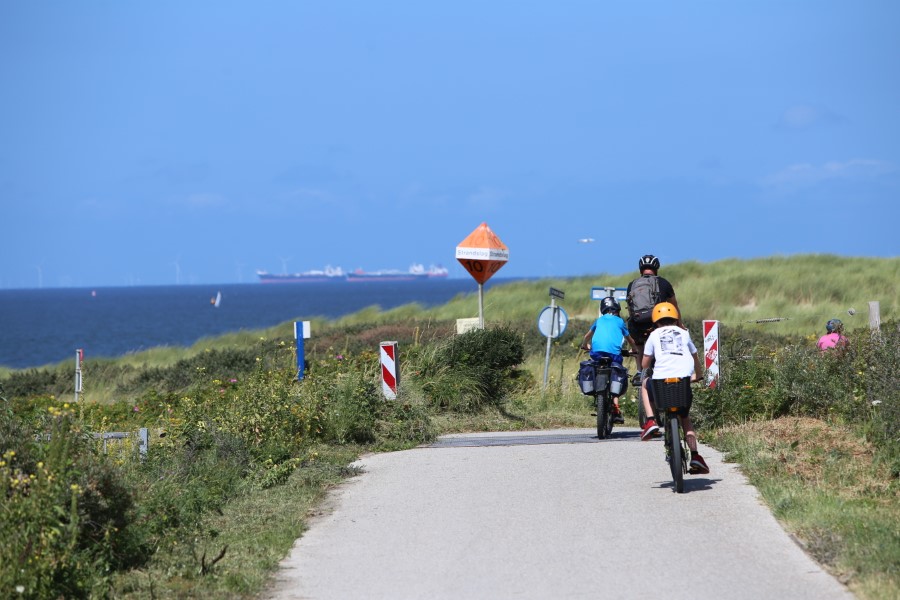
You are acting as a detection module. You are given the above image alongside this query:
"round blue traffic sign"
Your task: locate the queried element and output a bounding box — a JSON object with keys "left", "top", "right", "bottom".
{"left": 537, "top": 305, "right": 568, "bottom": 338}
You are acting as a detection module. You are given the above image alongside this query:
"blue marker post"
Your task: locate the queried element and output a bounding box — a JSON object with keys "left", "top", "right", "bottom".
{"left": 294, "top": 321, "right": 311, "bottom": 380}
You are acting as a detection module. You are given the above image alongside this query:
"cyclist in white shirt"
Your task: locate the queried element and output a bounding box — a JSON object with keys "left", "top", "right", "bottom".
{"left": 639, "top": 302, "right": 709, "bottom": 474}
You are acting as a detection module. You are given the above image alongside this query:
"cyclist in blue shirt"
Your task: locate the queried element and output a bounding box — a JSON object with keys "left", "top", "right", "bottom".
{"left": 580, "top": 296, "right": 638, "bottom": 423}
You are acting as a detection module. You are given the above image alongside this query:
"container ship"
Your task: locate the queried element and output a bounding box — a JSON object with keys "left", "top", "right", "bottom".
{"left": 257, "top": 264, "right": 448, "bottom": 283}
{"left": 256, "top": 266, "right": 345, "bottom": 284}
{"left": 346, "top": 264, "right": 449, "bottom": 282}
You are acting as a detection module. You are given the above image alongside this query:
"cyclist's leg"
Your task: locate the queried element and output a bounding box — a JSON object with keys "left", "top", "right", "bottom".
{"left": 640, "top": 378, "right": 660, "bottom": 440}
{"left": 680, "top": 386, "right": 697, "bottom": 452}
{"left": 627, "top": 319, "right": 648, "bottom": 381}
{"left": 681, "top": 414, "right": 698, "bottom": 453}
{"left": 681, "top": 395, "right": 710, "bottom": 474}
{"left": 640, "top": 375, "right": 655, "bottom": 425}
{"left": 633, "top": 341, "right": 644, "bottom": 377}
{"left": 684, "top": 416, "right": 709, "bottom": 474}
{"left": 628, "top": 323, "right": 652, "bottom": 412}
{"left": 642, "top": 377, "right": 653, "bottom": 415}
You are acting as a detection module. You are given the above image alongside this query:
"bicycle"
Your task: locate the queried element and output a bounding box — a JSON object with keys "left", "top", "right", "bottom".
{"left": 648, "top": 376, "right": 694, "bottom": 493}
{"left": 635, "top": 371, "right": 648, "bottom": 429}
{"left": 578, "top": 352, "right": 630, "bottom": 440}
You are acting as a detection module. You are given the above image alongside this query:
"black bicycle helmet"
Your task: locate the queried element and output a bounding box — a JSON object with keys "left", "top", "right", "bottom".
{"left": 826, "top": 319, "right": 843, "bottom": 333}
{"left": 638, "top": 254, "right": 660, "bottom": 271}
{"left": 600, "top": 296, "right": 620, "bottom": 315}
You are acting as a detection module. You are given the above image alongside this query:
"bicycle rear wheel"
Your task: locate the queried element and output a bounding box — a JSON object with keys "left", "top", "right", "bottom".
{"left": 668, "top": 415, "right": 684, "bottom": 493}
{"left": 596, "top": 394, "right": 610, "bottom": 439}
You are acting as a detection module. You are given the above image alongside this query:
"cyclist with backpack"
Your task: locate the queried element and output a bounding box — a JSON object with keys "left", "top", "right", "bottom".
{"left": 626, "top": 254, "right": 681, "bottom": 352}
{"left": 626, "top": 254, "right": 681, "bottom": 425}
{"left": 580, "top": 296, "right": 638, "bottom": 424}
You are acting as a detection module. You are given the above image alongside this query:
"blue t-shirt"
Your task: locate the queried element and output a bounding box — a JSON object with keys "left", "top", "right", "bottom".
{"left": 589, "top": 314, "right": 629, "bottom": 358}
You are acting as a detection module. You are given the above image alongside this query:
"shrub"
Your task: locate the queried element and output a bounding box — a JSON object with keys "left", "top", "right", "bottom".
{"left": 172, "top": 369, "right": 312, "bottom": 466}
{"left": 0, "top": 406, "right": 149, "bottom": 598}
{"left": 120, "top": 347, "right": 262, "bottom": 395}
{"left": 1, "top": 366, "right": 71, "bottom": 400}
{"left": 300, "top": 350, "right": 383, "bottom": 444}
{"left": 373, "top": 397, "right": 435, "bottom": 449}
{"left": 413, "top": 326, "right": 526, "bottom": 411}
{"left": 693, "top": 321, "right": 900, "bottom": 474}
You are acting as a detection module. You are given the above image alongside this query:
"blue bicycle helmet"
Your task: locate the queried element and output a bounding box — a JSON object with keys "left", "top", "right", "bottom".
{"left": 826, "top": 319, "right": 843, "bottom": 333}
{"left": 600, "top": 296, "right": 621, "bottom": 315}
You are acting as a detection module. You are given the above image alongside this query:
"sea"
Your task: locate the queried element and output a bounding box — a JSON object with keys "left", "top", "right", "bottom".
{"left": 0, "top": 278, "right": 515, "bottom": 370}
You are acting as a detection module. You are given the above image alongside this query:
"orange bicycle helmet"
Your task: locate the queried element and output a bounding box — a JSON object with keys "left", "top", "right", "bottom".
{"left": 652, "top": 302, "right": 679, "bottom": 323}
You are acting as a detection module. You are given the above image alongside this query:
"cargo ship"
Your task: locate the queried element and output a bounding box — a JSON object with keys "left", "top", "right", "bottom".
{"left": 346, "top": 264, "right": 449, "bottom": 282}
{"left": 256, "top": 265, "right": 345, "bottom": 284}
{"left": 256, "top": 264, "right": 448, "bottom": 283}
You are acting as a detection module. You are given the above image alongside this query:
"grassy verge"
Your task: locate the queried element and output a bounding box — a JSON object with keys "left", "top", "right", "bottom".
{"left": 710, "top": 417, "right": 899, "bottom": 600}
{"left": 110, "top": 444, "right": 363, "bottom": 599}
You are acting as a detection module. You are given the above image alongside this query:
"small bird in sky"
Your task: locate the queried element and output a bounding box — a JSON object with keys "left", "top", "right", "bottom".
{"left": 577, "top": 238, "right": 595, "bottom": 243}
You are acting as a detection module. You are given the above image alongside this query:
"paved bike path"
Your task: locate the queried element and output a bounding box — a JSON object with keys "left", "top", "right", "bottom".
{"left": 267, "top": 428, "right": 852, "bottom": 599}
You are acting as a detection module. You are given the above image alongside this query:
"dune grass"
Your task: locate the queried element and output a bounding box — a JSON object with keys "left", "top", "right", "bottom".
{"left": 420, "top": 254, "right": 897, "bottom": 336}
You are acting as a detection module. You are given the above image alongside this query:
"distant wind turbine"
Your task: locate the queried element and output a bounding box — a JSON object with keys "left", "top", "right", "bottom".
{"left": 279, "top": 256, "right": 292, "bottom": 275}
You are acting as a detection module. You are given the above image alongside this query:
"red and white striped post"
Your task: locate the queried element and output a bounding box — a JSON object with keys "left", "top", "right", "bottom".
{"left": 380, "top": 341, "right": 399, "bottom": 399}
{"left": 703, "top": 320, "right": 720, "bottom": 389}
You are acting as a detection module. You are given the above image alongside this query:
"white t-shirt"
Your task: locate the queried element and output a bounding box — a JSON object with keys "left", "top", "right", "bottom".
{"left": 644, "top": 325, "right": 697, "bottom": 379}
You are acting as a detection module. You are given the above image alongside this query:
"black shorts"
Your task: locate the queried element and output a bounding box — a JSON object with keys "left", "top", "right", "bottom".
{"left": 627, "top": 320, "right": 653, "bottom": 345}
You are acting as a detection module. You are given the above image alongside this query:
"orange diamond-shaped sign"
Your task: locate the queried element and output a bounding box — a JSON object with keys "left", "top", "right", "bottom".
{"left": 455, "top": 222, "right": 509, "bottom": 284}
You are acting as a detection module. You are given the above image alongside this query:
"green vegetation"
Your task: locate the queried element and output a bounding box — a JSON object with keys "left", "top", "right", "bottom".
{"left": 422, "top": 253, "right": 899, "bottom": 336}
{"left": 1, "top": 254, "right": 897, "bottom": 598}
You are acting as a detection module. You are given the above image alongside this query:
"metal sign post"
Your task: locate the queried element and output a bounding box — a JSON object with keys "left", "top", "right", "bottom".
{"left": 538, "top": 288, "right": 568, "bottom": 389}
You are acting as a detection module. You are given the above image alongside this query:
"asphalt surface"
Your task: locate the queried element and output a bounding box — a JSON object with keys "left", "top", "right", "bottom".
{"left": 267, "top": 428, "right": 853, "bottom": 600}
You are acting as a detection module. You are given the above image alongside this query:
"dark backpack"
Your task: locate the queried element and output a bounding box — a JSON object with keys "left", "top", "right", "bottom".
{"left": 627, "top": 274, "right": 660, "bottom": 324}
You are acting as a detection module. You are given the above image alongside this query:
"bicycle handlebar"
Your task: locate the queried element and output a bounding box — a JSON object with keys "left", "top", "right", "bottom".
{"left": 580, "top": 347, "right": 639, "bottom": 357}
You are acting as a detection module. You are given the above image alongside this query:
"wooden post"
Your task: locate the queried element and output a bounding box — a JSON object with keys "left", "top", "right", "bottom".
{"left": 868, "top": 301, "right": 881, "bottom": 332}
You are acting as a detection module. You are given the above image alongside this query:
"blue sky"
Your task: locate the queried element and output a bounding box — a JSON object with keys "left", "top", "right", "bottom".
{"left": 1, "top": 1, "right": 898, "bottom": 288}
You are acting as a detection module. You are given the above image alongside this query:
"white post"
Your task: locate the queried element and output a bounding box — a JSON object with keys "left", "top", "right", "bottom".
{"left": 703, "top": 320, "right": 720, "bottom": 389}
{"left": 139, "top": 428, "right": 148, "bottom": 460}
{"left": 74, "top": 349, "right": 84, "bottom": 402}
{"left": 478, "top": 283, "right": 485, "bottom": 329}
{"left": 868, "top": 301, "right": 881, "bottom": 332}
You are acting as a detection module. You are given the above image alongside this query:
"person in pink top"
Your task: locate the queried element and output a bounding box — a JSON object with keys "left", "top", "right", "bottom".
{"left": 817, "top": 319, "right": 848, "bottom": 351}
